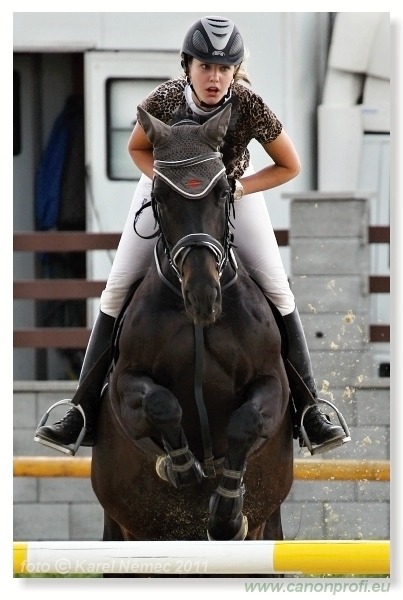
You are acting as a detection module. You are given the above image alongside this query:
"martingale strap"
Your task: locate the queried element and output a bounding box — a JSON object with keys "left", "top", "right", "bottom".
{"left": 194, "top": 324, "right": 216, "bottom": 478}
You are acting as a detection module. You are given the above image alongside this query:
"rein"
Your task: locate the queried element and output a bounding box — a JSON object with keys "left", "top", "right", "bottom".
{"left": 133, "top": 150, "right": 237, "bottom": 286}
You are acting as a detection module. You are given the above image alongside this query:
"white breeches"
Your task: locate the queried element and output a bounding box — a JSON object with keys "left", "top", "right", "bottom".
{"left": 100, "top": 167, "right": 295, "bottom": 318}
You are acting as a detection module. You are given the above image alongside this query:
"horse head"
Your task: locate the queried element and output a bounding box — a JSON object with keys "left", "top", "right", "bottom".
{"left": 138, "top": 105, "right": 234, "bottom": 326}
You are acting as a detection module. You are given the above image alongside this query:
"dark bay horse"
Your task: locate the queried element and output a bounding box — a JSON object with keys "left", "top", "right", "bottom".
{"left": 91, "top": 105, "right": 294, "bottom": 550}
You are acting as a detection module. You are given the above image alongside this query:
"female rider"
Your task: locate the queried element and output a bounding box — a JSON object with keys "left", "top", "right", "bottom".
{"left": 35, "top": 16, "right": 349, "bottom": 456}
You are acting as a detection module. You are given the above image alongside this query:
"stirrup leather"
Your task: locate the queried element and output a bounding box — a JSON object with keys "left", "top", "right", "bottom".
{"left": 300, "top": 397, "right": 351, "bottom": 456}
{"left": 34, "top": 399, "right": 87, "bottom": 456}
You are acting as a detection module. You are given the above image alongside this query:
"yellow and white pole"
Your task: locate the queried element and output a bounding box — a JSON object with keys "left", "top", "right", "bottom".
{"left": 14, "top": 540, "right": 390, "bottom": 576}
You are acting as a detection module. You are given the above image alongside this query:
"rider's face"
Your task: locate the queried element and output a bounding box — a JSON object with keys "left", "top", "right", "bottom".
{"left": 188, "top": 58, "right": 235, "bottom": 106}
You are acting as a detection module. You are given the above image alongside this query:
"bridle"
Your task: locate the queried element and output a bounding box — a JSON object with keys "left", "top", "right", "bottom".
{"left": 133, "top": 150, "right": 238, "bottom": 289}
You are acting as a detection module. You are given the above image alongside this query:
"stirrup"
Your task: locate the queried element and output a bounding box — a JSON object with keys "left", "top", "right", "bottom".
{"left": 34, "top": 399, "right": 87, "bottom": 456}
{"left": 300, "top": 397, "right": 351, "bottom": 456}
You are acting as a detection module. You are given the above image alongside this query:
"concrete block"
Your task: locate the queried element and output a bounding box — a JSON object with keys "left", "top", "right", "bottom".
{"left": 357, "top": 480, "right": 390, "bottom": 502}
{"left": 13, "top": 392, "right": 37, "bottom": 428}
{"left": 14, "top": 429, "right": 51, "bottom": 456}
{"left": 301, "top": 313, "right": 369, "bottom": 351}
{"left": 291, "top": 239, "right": 370, "bottom": 276}
{"left": 39, "top": 478, "right": 97, "bottom": 503}
{"left": 14, "top": 478, "right": 38, "bottom": 503}
{"left": 323, "top": 500, "right": 389, "bottom": 540}
{"left": 282, "top": 501, "right": 325, "bottom": 540}
{"left": 14, "top": 503, "right": 69, "bottom": 541}
{"left": 70, "top": 503, "right": 104, "bottom": 540}
{"left": 291, "top": 480, "right": 356, "bottom": 503}
{"left": 291, "top": 198, "right": 369, "bottom": 238}
{"left": 290, "top": 275, "right": 370, "bottom": 315}
{"left": 310, "top": 349, "right": 374, "bottom": 388}
{"left": 355, "top": 386, "right": 390, "bottom": 426}
{"left": 327, "top": 425, "right": 389, "bottom": 461}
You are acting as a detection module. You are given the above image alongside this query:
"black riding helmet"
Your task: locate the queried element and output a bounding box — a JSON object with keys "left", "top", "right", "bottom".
{"left": 181, "top": 16, "right": 244, "bottom": 71}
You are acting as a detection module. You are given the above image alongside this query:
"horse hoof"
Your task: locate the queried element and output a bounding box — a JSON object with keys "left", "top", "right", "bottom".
{"left": 156, "top": 455, "right": 170, "bottom": 483}
{"left": 207, "top": 514, "right": 248, "bottom": 541}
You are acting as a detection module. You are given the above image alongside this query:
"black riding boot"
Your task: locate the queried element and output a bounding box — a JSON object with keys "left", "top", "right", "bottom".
{"left": 34, "top": 310, "right": 115, "bottom": 455}
{"left": 283, "top": 307, "right": 349, "bottom": 454}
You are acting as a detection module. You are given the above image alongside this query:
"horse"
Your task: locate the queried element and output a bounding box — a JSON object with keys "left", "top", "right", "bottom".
{"left": 91, "top": 104, "right": 294, "bottom": 567}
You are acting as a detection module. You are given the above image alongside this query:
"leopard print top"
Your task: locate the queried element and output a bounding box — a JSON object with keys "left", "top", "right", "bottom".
{"left": 137, "top": 78, "right": 282, "bottom": 180}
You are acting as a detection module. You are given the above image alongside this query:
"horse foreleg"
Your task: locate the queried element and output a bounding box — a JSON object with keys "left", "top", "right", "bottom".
{"left": 116, "top": 372, "right": 203, "bottom": 488}
{"left": 263, "top": 506, "right": 284, "bottom": 540}
{"left": 142, "top": 382, "right": 203, "bottom": 489}
{"left": 103, "top": 512, "right": 124, "bottom": 541}
{"left": 208, "top": 401, "right": 264, "bottom": 541}
{"left": 208, "top": 375, "right": 285, "bottom": 541}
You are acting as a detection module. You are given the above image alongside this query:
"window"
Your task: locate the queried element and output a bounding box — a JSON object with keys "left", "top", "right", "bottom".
{"left": 106, "top": 77, "right": 166, "bottom": 180}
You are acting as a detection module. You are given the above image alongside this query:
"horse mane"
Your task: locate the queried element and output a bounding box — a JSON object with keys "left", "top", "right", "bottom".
{"left": 169, "top": 108, "right": 200, "bottom": 126}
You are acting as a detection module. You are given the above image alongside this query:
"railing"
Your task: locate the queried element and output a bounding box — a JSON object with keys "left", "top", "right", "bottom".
{"left": 13, "top": 227, "right": 389, "bottom": 349}
{"left": 13, "top": 540, "right": 390, "bottom": 576}
{"left": 13, "top": 456, "right": 390, "bottom": 481}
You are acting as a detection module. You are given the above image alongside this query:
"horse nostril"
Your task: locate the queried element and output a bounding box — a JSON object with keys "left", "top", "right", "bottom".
{"left": 182, "top": 283, "right": 221, "bottom": 324}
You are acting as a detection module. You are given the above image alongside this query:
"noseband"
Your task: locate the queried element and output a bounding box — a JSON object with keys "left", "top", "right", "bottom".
{"left": 170, "top": 233, "right": 227, "bottom": 282}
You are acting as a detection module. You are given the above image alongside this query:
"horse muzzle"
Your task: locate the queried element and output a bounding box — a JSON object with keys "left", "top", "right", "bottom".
{"left": 183, "top": 282, "right": 222, "bottom": 326}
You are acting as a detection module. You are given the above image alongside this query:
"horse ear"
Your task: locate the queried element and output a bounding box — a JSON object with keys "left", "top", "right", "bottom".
{"left": 201, "top": 104, "right": 232, "bottom": 147}
{"left": 137, "top": 106, "right": 172, "bottom": 148}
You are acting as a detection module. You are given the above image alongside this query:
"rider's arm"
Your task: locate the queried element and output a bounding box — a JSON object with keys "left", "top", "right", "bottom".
{"left": 128, "top": 122, "right": 154, "bottom": 180}
{"left": 239, "top": 130, "right": 301, "bottom": 196}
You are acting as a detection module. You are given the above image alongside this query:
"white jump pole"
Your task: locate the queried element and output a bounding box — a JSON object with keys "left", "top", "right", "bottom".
{"left": 14, "top": 540, "right": 389, "bottom": 576}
